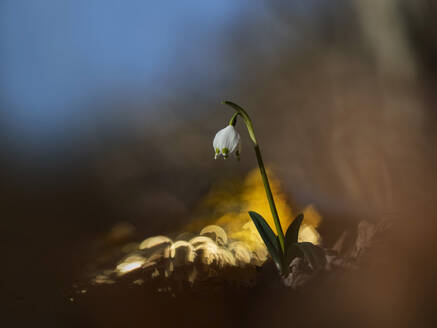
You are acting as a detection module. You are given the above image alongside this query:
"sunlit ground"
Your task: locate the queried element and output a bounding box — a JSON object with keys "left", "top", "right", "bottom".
{"left": 73, "top": 168, "right": 321, "bottom": 295}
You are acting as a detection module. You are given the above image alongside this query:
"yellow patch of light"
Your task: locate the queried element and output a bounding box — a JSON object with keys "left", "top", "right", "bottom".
{"left": 187, "top": 168, "right": 322, "bottom": 255}
{"left": 116, "top": 255, "right": 145, "bottom": 274}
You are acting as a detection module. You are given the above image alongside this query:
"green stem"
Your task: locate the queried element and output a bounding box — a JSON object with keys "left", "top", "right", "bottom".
{"left": 222, "top": 101, "right": 286, "bottom": 252}
{"left": 254, "top": 144, "right": 285, "bottom": 252}
{"left": 229, "top": 112, "right": 239, "bottom": 126}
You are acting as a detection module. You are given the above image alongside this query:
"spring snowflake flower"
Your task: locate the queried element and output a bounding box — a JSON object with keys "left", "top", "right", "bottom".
{"left": 213, "top": 125, "right": 241, "bottom": 160}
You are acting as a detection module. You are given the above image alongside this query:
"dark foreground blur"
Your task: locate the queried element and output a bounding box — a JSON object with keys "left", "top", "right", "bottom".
{"left": 2, "top": 1, "right": 437, "bottom": 327}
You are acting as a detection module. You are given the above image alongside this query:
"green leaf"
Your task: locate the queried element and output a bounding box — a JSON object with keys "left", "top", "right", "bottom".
{"left": 285, "top": 213, "right": 304, "bottom": 245}
{"left": 295, "top": 242, "right": 326, "bottom": 272}
{"left": 248, "top": 211, "right": 282, "bottom": 270}
{"left": 283, "top": 213, "right": 304, "bottom": 270}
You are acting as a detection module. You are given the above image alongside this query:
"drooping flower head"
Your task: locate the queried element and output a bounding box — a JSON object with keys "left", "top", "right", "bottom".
{"left": 213, "top": 125, "right": 241, "bottom": 160}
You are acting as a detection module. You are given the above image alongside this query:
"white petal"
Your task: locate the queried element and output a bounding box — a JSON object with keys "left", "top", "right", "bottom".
{"left": 213, "top": 125, "right": 241, "bottom": 159}
{"left": 213, "top": 128, "right": 226, "bottom": 150}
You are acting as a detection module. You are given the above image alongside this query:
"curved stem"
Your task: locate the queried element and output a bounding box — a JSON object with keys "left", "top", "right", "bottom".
{"left": 229, "top": 112, "right": 239, "bottom": 126}
{"left": 222, "top": 101, "right": 257, "bottom": 144}
{"left": 222, "top": 101, "right": 286, "bottom": 252}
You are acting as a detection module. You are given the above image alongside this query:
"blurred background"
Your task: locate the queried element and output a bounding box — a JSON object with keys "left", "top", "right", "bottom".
{"left": 1, "top": 0, "right": 437, "bottom": 327}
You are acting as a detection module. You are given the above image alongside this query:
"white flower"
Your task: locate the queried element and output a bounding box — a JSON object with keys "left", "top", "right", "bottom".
{"left": 213, "top": 125, "right": 241, "bottom": 160}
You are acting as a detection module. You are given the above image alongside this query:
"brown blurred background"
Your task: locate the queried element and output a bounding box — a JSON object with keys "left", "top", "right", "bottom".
{"left": 1, "top": 0, "right": 437, "bottom": 327}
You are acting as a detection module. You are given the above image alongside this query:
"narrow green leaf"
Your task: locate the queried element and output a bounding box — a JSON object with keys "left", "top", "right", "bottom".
{"left": 285, "top": 213, "right": 304, "bottom": 245}
{"left": 283, "top": 213, "right": 304, "bottom": 271}
{"left": 295, "top": 242, "right": 326, "bottom": 272}
{"left": 248, "top": 211, "right": 282, "bottom": 270}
